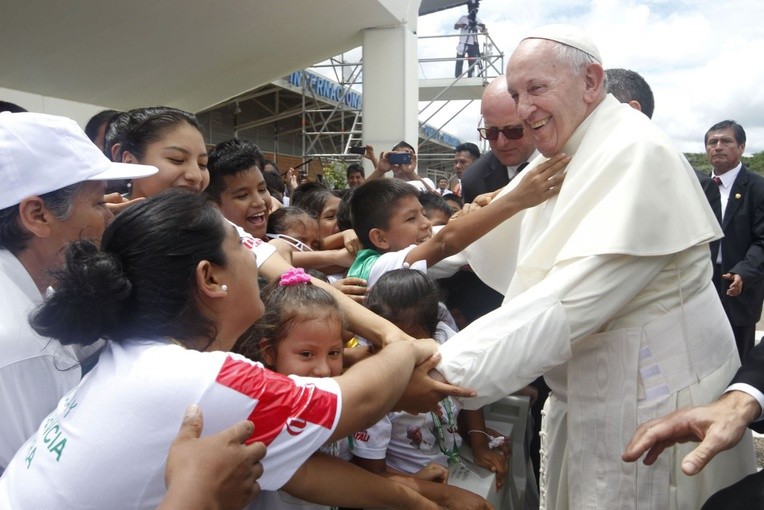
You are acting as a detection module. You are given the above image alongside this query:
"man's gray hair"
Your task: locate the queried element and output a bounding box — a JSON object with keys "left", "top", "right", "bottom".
{"left": 0, "top": 182, "right": 85, "bottom": 254}
{"left": 550, "top": 43, "right": 608, "bottom": 93}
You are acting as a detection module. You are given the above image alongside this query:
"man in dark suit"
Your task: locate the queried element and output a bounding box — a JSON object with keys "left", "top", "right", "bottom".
{"left": 701, "top": 120, "right": 764, "bottom": 361}
{"left": 624, "top": 339, "right": 764, "bottom": 509}
{"left": 461, "top": 75, "right": 537, "bottom": 204}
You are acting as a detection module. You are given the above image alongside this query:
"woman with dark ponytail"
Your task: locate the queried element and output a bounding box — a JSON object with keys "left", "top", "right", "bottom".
{"left": 0, "top": 189, "right": 440, "bottom": 510}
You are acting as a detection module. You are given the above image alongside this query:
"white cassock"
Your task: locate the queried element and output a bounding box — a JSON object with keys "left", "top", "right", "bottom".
{"left": 437, "top": 95, "right": 756, "bottom": 509}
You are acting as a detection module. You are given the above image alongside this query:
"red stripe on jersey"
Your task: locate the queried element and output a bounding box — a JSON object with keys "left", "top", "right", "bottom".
{"left": 215, "top": 356, "right": 338, "bottom": 446}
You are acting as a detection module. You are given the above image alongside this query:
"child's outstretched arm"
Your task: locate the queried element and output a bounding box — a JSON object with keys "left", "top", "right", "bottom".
{"left": 459, "top": 409, "right": 508, "bottom": 491}
{"left": 406, "top": 153, "right": 570, "bottom": 268}
{"left": 352, "top": 455, "right": 494, "bottom": 510}
{"left": 330, "top": 339, "right": 446, "bottom": 441}
{"left": 281, "top": 453, "right": 437, "bottom": 510}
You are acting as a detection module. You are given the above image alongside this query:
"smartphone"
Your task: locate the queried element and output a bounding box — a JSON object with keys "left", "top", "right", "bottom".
{"left": 348, "top": 146, "right": 366, "bottom": 155}
{"left": 387, "top": 152, "right": 412, "bottom": 165}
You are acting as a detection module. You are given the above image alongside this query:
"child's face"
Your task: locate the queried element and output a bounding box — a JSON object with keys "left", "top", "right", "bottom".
{"left": 282, "top": 217, "right": 321, "bottom": 251}
{"left": 269, "top": 314, "right": 343, "bottom": 377}
{"left": 217, "top": 166, "right": 272, "bottom": 240}
{"left": 376, "top": 195, "right": 432, "bottom": 252}
{"left": 319, "top": 195, "right": 341, "bottom": 239}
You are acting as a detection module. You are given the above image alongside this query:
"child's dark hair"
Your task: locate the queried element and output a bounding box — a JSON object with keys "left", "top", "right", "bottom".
{"left": 263, "top": 169, "right": 286, "bottom": 202}
{"left": 267, "top": 206, "right": 315, "bottom": 236}
{"left": 291, "top": 182, "right": 338, "bottom": 220}
{"left": 366, "top": 269, "right": 441, "bottom": 337}
{"left": 336, "top": 188, "right": 355, "bottom": 231}
{"left": 85, "top": 109, "right": 120, "bottom": 146}
{"left": 206, "top": 138, "right": 266, "bottom": 202}
{"left": 30, "top": 190, "right": 227, "bottom": 348}
{"left": 234, "top": 274, "right": 343, "bottom": 363}
{"left": 443, "top": 193, "right": 464, "bottom": 212}
{"left": 418, "top": 192, "right": 453, "bottom": 221}
{"left": 350, "top": 179, "right": 419, "bottom": 249}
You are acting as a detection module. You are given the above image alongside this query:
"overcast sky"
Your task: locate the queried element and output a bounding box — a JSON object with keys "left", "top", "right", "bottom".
{"left": 414, "top": 0, "right": 764, "bottom": 154}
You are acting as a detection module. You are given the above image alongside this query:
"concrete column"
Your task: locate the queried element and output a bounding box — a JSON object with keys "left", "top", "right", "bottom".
{"left": 362, "top": 24, "right": 420, "bottom": 173}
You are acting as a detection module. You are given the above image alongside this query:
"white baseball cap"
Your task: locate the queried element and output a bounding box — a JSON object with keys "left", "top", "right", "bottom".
{"left": 0, "top": 111, "right": 158, "bottom": 209}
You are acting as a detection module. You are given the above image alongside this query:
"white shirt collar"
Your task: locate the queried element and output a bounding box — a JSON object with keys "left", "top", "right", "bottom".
{"left": 713, "top": 162, "right": 742, "bottom": 189}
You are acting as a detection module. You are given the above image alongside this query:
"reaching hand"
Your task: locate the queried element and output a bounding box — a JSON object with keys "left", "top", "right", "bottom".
{"left": 472, "top": 444, "right": 507, "bottom": 491}
{"left": 474, "top": 189, "right": 501, "bottom": 207}
{"left": 622, "top": 391, "right": 760, "bottom": 475}
{"left": 413, "top": 462, "right": 449, "bottom": 484}
{"left": 395, "top": 353, "right": 477, "bottom": 414}
{"left": 104, "top": 192, "right": 143, "bottom": 215}
{"left": 331, "top": 277, "right": 367, "bottom": 303}
{"left": 340, "top": 229, "right": 362, "bottom": 255}
{"left": 508, "top": 154, "right": 570, "bottom": 210}
{"left": 162, "top": 405, "right": 265, "bottom": 510}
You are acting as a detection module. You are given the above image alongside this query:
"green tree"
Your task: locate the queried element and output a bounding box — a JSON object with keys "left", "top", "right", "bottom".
{"left": 685, "top": 151, "right": 764, "bottom": 176}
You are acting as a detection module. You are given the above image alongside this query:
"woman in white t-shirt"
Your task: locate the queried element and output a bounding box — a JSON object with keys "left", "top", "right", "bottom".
{"left": 0, "top": 191, "right": 438, "bottom": 510}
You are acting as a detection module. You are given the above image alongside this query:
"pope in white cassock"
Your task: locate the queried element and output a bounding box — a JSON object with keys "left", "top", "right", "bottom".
{"left": 436, "top": 25, "right": 756, "bottom": 509}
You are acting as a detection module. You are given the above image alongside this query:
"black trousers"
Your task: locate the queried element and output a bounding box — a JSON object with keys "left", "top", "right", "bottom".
{"left": 455, "top": 43, "right": 481, "bottom": 77}
{"left": 713, "top": 262, "right": 757, "bottom": 361}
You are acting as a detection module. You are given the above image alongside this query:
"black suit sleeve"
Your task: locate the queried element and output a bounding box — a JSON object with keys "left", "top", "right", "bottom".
{"left": 731, "top": 340, "right": 764, "bottom": 433}
{"left": 730, "top": 177, "right": 764, "bottom": 285}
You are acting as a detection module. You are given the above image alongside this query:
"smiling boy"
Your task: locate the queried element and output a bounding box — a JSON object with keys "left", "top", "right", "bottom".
{"left": 347, "top": 156, "right": 567, "bottom": 288}
{"left": 207, "top": 139, "right": 272, "bottom": 240}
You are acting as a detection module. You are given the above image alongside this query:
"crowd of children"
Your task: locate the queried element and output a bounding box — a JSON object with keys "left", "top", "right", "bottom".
{"left": 0, "top": 105, "right": 566, "bottom": 509}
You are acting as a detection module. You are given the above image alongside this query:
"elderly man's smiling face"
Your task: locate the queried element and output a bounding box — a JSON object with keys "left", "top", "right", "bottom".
{"left": 507, "top": 39, "right": 601, "bottom": 157}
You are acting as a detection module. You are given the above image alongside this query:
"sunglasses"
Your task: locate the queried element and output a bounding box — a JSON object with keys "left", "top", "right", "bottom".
{"left": 266, "top": 233, "right": 314, "bottom": 252}
{"left": 477, "top": 126, "right": 524, "bottom": 141}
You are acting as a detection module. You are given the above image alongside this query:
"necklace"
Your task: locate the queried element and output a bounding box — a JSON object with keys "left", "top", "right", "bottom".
{"left": 430, "top": 398, "right": 460, "bottom": 465}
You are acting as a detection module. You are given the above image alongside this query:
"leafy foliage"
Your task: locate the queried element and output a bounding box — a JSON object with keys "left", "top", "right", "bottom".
{"left": 684, "top": 152, "right": 764, "bottom": 176}
{"left": 321, "top": 161, "right": 347, "bottom": 190}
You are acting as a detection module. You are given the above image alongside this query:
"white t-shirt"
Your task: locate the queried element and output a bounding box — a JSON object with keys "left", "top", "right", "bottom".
{"left": 251, "top": 438, "right": 352, "bottom": 510}
{"left": 456, "top": 15, "right": 484, "bottom": 48}
{"left": 231, "top": 221, "right": 277, "bottom": 268}
{"left": 0, "top": 250, "right": 81, "bottom": 473}
{"left": 0, "top": 340, "right": 342, "bottom": 509}
{"left": 366, "top": 245, "right": 427, "bottom": 289}
{"left": 351, "top": 398, "right": 461, "bottom": 474}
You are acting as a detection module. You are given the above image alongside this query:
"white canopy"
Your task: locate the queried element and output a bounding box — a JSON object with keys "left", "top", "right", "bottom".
{"left": 0, "top": 0, "right": 419, "bottom": 112}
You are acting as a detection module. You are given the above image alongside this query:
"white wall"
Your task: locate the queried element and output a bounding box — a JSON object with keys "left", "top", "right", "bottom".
{"left": 1, "top": 86, "right": 110, "bottom": 129}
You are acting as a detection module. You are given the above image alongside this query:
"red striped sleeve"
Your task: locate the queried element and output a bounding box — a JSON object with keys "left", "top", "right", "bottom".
{"left": 215, "top": 356, "right": 339, "bottom": 446}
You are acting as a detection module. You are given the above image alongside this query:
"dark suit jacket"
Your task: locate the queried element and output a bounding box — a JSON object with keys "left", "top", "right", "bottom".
{"left": 731, "top": 339, "right": 764, "bottom": 433}
{"left": 445, "top": 150, "right": 513, "bottom": 324}
{"left": 461, "top": 151, "right": 509, "bottom": 204}
{"left": 701, "top": 165, "right": 764, "bottom": 326}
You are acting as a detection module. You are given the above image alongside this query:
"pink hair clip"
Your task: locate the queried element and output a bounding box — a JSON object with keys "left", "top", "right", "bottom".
{"left": 279, "top": 267, "right": 311, "bottom": 286}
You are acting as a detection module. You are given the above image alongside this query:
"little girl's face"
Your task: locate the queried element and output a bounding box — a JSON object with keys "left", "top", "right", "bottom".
{"left": 271, "top": 315, "right": 343, "bottom": 377}
{"left": 318, "top": 195, "right": 341, "bottom": 239}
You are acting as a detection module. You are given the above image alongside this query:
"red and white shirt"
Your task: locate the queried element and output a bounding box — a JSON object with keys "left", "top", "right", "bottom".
{"left": 0, "top": 339, "right": 341, "bottom": 509}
